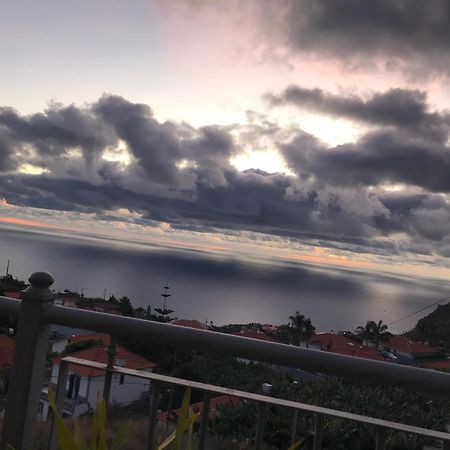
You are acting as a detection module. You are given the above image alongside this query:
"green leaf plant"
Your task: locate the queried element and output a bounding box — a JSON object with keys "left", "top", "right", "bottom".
{"left": 48, "top": 386, "right": 132, "bottom": 450}
{"left": 158, "top": 388, "right": 200, "bottom": 450}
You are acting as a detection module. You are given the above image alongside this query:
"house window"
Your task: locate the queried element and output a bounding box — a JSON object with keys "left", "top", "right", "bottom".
{"left": 119, "top": 374, "right": 125, "bottom": 385}
{"left": 67, "top": 374, "right": 81, "bottom": 400}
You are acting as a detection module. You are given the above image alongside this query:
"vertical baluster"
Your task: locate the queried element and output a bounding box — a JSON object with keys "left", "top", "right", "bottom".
{"left": 375, "top": 427, "right": 387, "bottom": 450}
{"left": 47, "top": 360, "right": 69, "bottom": 450}
{"left": 291, "top": 410, "right": 299, "bottom": 446}
{"left": 443, "top": 439, "right": 450, "bottom": 450}
{"left": 198, "top": 392, "right": 210, "bottom": 450}
{"left": 147, "top": 381, "right": 162, "bottom": 450}
{"left": 312, "top": 414, "right": 324, "bottom": 450}
{"left": 254, "top": 402, "right": 266, "bottom": 450}
{"left": 103, "top": 334, "right": 117, "bottom": 406}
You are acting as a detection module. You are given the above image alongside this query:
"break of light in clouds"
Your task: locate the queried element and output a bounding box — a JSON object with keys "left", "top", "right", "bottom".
{"left": 2, "top": 0, "right": 450, "bottom": 278}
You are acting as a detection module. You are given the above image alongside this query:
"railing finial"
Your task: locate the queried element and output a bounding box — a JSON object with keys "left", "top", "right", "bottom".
{"left": 28, "top": 271, "right": 54, "bottom": 289}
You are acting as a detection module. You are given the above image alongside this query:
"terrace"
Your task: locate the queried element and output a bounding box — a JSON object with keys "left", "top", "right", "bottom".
{"left": 1, "top": 272, "right": 450, "bottom": 450}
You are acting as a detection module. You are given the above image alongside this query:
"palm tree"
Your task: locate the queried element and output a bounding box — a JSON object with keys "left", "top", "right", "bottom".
{"left": 357, "top": 321, "right": 374, "bottom": 346}
{"left": 289, "top": 312, "right": 316, "bottom": 347}
{"left": 357, "top": 320, "right": 389, "bottom": 349}
{"left": 371, "top": 320, "right": 389, "bottom": 350}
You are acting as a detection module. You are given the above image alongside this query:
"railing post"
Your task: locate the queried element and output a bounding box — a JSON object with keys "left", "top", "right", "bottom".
{"left": 0, "top": 272, "right": 55, "bottom": 450}
{"left": 198, "top": 392, "right": 211, "bottom": 450}
{"left": 147, "top": 381, "right": 162, "bottom": 450}
{"left": 48, "top": 359, "right": 70, "bottom": 450}
{"left": 444, "top": 439, "right": 450, "bottom": 450}
{"left": 254, "top": 402, "right": 266, "bottom": 450}
{"left": 103, "top": 334, "right": 117, "bottom": 406}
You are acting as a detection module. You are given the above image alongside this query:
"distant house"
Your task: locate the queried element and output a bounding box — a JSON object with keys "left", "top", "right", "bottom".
{"left": 40, "top": 336, "right": 157, "bottom": 420}
{"left": 385, "top": 335, "right": 440, "bottom": 361}
{"left": 50, "top": 332, "right": 110, "bottom": 355}
{"left": 232, "top": 330, "right": 279, "bottom": 342}
{"left": 54, "top": 291, "right": 81, "bottom": 308}
{"left": 0, "top": 335, "right": 15, "bottom": 395}
{"left": 309, "top": 333, "right": 385, "bottom": 361}
{"left": 169, "top": 319, "right": 211, "bottom": 331}
{"left": 3, "top": 291, "right": 21, "bottom": 300}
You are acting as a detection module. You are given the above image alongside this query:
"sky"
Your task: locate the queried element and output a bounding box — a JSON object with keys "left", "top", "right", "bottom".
{"left": 2, "top": 0, "right": 450, "bottom": 280}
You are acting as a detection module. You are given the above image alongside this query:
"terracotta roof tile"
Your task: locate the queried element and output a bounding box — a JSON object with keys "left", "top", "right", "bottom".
{"left": 232, "top": 330, "right": 278, "bottom": 342}
{"left": 387, "top": 335, "right": 438, "bottom": 355}
{"left": 54, "top": 342, "right": 156, "bottom": 377}
{"left": 310, "top": 333, "right": 385, "bottom": 361}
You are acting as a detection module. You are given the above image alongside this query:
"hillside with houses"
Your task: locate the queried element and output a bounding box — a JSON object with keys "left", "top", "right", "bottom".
{"left": 2, "top": 273, "right": 450, "bottom": 448}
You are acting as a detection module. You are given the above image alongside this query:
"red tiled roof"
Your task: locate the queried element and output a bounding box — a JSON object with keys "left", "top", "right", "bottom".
{"left": 54, "top": 343, "right": 156, "bottom": 377}
{"left": 232, "top": 330, "right": 278, "bottom": 342}
{"left": 387, "top": 335, "right": 438, "bottom": 355}
{"left": 158, "top": 395, "right": 240, "bottom": 422}
{"left": 421, "top": 359, "right": 450, "bottom": 370}
{"left": 310, "top": 333, "right": 385, "bottom": 361}
{"left": 169, "top": 319, "right": 210, "bottom": 330}
{"left": 0, "top": 335, "right": 15, "bottom": 367}
{"left": 68, "top": 333, "right": 111, "bottom": 346}
{"left": 4, "top": 291, "right": 21, "bottom": 300}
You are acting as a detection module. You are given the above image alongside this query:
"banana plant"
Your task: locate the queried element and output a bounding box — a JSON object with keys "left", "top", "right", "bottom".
{"left": 158, "top": 388, "right": 201, "bottom": 450}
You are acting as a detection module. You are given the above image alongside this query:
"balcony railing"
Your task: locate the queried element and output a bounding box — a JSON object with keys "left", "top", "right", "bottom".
{"left": 1, "top": 272, "right": 450, "bottom": 450}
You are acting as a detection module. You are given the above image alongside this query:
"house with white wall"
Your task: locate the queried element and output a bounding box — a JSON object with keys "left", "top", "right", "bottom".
{"left": 39, "top": 339, "right": 156, "bottom": 420}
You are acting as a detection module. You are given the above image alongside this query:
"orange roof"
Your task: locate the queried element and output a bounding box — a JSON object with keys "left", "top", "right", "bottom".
{"left": 4, "top": 291, "right": 21, "bottom": 300}
{"left": 68, "top": 333, "right": 111, "bottom": 346}
{"left": 387, "top": 335, "right": 438, "bottom": 355}
{"left": 310, "top": 333, "right": 385, "bottom": 361}
{"left": 232, "top": 330, "right": 278, "bottom": 342}
{"left": 421, "top": 360, "right": 450, "bottom": 370}
{"left": 169, "top": 319, "right": 210, "bottom": 330}
{"left": 54, "top": 343, "right": 156, "bottom": 377}
{"left": 158, "top": 395, "right": 240, "bottom": 422}
{"left": 0, "top": 335, "right": 15, "bottom": 367}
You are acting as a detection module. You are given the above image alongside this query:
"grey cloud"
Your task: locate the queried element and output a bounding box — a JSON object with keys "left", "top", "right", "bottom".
{"left": 172, "top": 0, "right": 450, "bottom": 76}
{"left": 279, "top": 0, "right": 450, "bottom": 75}
{"left": 2, "top": 95, "right": 450, "bottom": 257}
{"left": 0, "top": 104, "right": 114, "bottom": 164}
{"left": 267, "top": 86, "right": 449, "bottom": 141}
{"left": 281, "top": 129, "right": 450, "bottom": 193}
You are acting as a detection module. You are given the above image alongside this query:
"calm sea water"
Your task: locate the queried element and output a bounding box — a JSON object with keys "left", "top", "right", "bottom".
{"left": 1, "top": 226, "right": 449, "bottom": 333}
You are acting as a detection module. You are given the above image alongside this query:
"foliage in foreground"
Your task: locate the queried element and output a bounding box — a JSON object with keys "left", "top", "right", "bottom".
{"left": 158, "top": 388, "right": 200, "bottom": 450}
{"left": 48, "top": 387, "right": 132, "bottom": 450}
{"left": 215, "top": 377, "right": 450, "bottom": 449}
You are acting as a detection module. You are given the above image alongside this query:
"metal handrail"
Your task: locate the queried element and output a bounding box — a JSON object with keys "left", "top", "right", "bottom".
{"left": 2, "top": 296, "right": 450, "bottom": 398}
{"left": 41, "top": 302, "right": 450, "bottom": 397}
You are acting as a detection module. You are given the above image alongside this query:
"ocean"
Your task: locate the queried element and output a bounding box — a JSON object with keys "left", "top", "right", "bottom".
{"left": 1, "top": 225, "right": 449, "bottom": 334}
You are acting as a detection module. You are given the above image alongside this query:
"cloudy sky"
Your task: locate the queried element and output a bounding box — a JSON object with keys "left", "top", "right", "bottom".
{"left": 2, "top": 0, "right": 450, "bottom": 279}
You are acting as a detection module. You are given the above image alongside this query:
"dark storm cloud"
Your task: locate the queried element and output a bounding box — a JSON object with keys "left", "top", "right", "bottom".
{"left": 173, "top": 0, "right": 450, "bottom": 75}
{"left": 277, "top": 0, "right": 450, "bottom": 74}
{"left": 0, "top": 104, "right": 114, "bottom": 164}
{"left": 267, "top": 86, "right": 450, "bottom": 141}
{"left": 94, "top": 95, "right": 181, "bottom": 184}
{"left": 2, "top": 94, "right": 450, "bottom": 257}
{"left": 281, "top": 129, "right": 450, "bottom": 193}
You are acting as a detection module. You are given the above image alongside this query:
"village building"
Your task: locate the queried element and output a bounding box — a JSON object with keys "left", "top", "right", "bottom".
{"left": 40, "top": 334, "right": 156, "bottom": 420}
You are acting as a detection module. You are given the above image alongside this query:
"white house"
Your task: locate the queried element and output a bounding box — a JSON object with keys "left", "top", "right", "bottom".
{"left": 39, "top": 338, "right": 157, "bottom": 420}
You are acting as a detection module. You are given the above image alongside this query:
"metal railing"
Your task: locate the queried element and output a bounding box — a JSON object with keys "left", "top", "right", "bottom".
{"left": 1, "top": 272, "right": 450, "bottom": 450}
